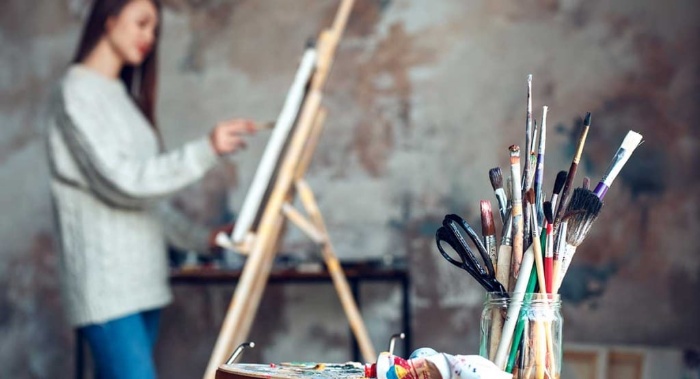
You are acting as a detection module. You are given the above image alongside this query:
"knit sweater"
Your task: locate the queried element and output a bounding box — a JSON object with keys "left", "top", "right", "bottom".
{"left": 46, "top": 65, "right": 220, "bottom": 327}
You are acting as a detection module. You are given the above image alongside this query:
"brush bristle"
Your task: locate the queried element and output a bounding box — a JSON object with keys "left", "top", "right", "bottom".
{"left": 553, "top": 170, "right": 567, "bottom": 195}
{"left": 621, "top": 130, "right": 644, "bottom": 150}
{"left": 509, "top": 145, "right": 520, "bottom": 154}
{"left": 525, "top": 188, "right": 535, "bottom": 204}
{"left": 480, "top": 200, "right": 496, "bottom": 236}
{"left": 582, "top": 176, "right": 591, "bottom": 190}
{"left": 489, "top": 167, "right": 503, "bottom": 190}
{"left": 584, "top": 112, "right": 592, "bottom": 126}
{"left": 564, "top": 188, "right": 603, "bottom": 246}
{"left": 544, "top": 201, "right": 554, "bottom": 224}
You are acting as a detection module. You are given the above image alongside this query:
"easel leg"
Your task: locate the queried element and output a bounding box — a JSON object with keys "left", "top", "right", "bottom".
{"left": 204, "top": 216, "right": 284, "bottom": 379}
{"left": 295, "top": 179, "right": 377, "bottom": 362}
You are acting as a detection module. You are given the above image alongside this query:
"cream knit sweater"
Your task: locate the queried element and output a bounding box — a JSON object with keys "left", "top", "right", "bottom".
{"left": 46, "top": 65, "right": 220, "bottom": 327}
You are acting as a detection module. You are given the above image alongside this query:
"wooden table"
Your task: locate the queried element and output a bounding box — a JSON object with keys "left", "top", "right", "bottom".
{"left": 74, "top": 262, "right": 410, "bottom": 379}
{"left": 170, "top": 262, "right": 412, "bottom": 362}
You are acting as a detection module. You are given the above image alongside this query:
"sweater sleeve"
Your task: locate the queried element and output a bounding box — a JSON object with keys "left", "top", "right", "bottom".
{"left": 154, "top": 201, "right": 211, "bottom": 253}
{"left": 54, "top": 83, "right": 220, "bottom": 209}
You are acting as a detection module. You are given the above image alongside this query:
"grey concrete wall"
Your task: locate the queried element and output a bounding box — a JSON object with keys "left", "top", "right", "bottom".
{"left": 1, "top": 0, "right": 698, "bottom": 377}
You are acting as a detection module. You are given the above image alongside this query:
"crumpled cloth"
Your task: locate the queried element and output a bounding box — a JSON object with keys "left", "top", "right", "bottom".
{"left": 374, "top": 350, "right": 511, "bottom": 379}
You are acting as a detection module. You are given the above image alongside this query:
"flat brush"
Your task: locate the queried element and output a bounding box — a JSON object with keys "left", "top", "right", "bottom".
{"left": 489, "top": 167, "right": 509, "bottom": 224}
{"left": 555, "top": 188, "right": 603, "bottom": 292}
{"left": 554, "top": 112, "right": 591, "bottom": 230}
{"left": 551, "top": 170, "right": 567, "bottom": 212}
{"left": 593, "top": 130, "right": 644, "bottom": 199}
{"left": 480, "top": 200, "right": 498, "bottom": 270}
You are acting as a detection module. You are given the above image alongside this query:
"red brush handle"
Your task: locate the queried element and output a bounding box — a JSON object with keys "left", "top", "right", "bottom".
{"left": 545, "top": 257, "right": 553, "bottom": 294}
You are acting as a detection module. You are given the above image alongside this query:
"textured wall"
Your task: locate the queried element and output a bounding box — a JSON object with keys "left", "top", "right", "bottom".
{"left": 1, "top": 0, "right": 699, "bottom": 378}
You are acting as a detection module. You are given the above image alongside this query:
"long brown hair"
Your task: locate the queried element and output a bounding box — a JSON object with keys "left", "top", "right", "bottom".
{"left": 73, "top": 0, "right": 162, "bottom": 129}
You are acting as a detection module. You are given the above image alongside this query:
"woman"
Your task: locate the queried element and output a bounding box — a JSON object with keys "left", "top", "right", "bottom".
{"left": 46, "top": 0, "right": 253, "bottom": 377}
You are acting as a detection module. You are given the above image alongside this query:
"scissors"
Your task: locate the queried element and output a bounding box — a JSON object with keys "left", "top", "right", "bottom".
{"left": 435, "top": 214, "right": 507, "bottom": 294}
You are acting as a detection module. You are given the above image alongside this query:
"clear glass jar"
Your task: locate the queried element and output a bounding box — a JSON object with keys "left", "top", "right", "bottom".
{"left": 479, "top": 292, "right": 562, "bottom": 379}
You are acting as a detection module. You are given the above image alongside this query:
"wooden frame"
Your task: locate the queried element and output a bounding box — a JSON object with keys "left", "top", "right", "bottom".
{"left": 563, "top": 344, "right": 646, "bottom": 379}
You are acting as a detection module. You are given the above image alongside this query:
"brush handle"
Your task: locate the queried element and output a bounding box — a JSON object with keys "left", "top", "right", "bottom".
{"left": 554, "top": 162, "right": 577, "bottom": 226}
{"left": 557, "top": 243, "right": 578, "bottom": 291}
{"left": 494, "top": 245, "right": 535, "bottom": 369}
{"left": 505, "top": 262, "right": 538, "bottom": 372}
{"left": 593, "top": 182, "right": 609, "bottom": 199}
{"left": 496, "top": 244, "right": 512, "bottom": 294}
{"left": 530, "top": 205, "right": 547, "bottom": 295}
{"left": 509, "top": 148, "right": 524, "bottom": 288}
{"left": 552, "top": 221, "right": 567, "bottom": 293}
{"left": 544, "top": 257, "right": 553, "bottom": 294}
{"left": 494, "top": 188, "right": 509, "bottom": 224}
{"left": 485, "top": 235, "right": 498, "bottom": 270}
{"left": 554, "top": 124, "right": 590, "bottom": 228}
{"left": 594, "top": 132, "right": 643, "bottom": 200}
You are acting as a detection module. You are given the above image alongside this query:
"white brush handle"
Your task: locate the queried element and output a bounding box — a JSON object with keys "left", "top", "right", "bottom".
{"left": 493, "top": 245, "right": 535, "bottom": 369}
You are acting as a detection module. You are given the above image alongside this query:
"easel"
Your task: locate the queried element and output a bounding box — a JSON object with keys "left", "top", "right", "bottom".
{"left": 204, "top": 2, "right": 377, "bottom": 378}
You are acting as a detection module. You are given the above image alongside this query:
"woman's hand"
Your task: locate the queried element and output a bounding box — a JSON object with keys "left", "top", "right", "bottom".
{"left": 208, "top": 223, "right": 235, "bottom": 249}
{"left": 209, "top": 119, "right": 257, "bottom": 155}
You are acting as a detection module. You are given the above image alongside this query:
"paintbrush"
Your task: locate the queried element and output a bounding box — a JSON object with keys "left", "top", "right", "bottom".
{"left": 534, "top": 107, "right": 548, "bottom": 221}
{"left": 255, "top": 121, "right": 276, "bottom": 130}
{"left": 489, "top": 167, "right": 509, "bottom": 224}
{"left": 553, "top": 112, "right": 591, "bottom": 231}
{"left": 490, "top": 214, "right": 513, "bottom": 361}
{"left": 552, "top": 219, "right": 567, "bottom": 294}
{"left": 522, "top": 117, "right": 537, "bottom": 251}
{"left": 582, "top": 176, "right": 590, "bottom": 190}
{"left": 496, "top": 214, "right": 513, "bottom": 293}
{"left": 505, "top": 262, "right": 538, "bottom": 373}
{"left": 481, "top": 200, "right": 498, "bottom": 270}
{"left": 525, "top": 189, "right": 546, "bottom": 295}
{"left": 508, "top": 145, "right": 524, "bottom": 288}
{"left": 550, "top": 170, "right": 567, "bottom": 212}
{"left": 555, "top": 188, "right": 604, "bottom": 292}
{"left": 543, "top": 201, "right": 554, "bottom": 294}
{"left": 593, "top": 130, "right": 644, "bottom": 199}
{"left": 494, "top": 244, "right": 536, "bottom": 369}
{"left": 524, "top": 75, "right": 534, "bottom": 192}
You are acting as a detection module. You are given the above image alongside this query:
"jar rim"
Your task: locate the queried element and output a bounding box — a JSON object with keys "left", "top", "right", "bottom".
{"left": 483, "top": 291, "right": 561, "bottom": 304}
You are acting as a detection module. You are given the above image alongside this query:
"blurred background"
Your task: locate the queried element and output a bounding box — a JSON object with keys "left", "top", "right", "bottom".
{"left": 1, "top": 0, "right": 699, "bottom": 377}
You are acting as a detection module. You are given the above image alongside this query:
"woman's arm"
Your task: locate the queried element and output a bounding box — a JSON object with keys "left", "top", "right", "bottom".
{"left": 53, "top": 85, "right": 253, "bottom": 209}
{"left": 54, "top": 88, "right": 217, "bottom": 207}
{"left": 155, "top": 201, "right": 211, "bottom": 253}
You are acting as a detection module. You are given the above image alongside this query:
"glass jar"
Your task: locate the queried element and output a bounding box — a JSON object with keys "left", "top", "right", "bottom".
{"left": 479, "top": 292, "right": 562, "bottom": 379}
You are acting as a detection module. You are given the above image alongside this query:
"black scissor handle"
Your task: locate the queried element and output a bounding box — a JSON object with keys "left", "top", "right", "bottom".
{"left": 435, "top": 227, "right": 480, "bottom": 276}
{"left": 444, "top": 214, "right": 497, "bottom": 278}
{"left": 436, "top": 214, "right": 507, "bottom": 294}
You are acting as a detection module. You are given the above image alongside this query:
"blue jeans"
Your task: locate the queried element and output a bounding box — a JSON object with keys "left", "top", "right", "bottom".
{"left": 79, "top": 309, "right": 161, "bottom": 379}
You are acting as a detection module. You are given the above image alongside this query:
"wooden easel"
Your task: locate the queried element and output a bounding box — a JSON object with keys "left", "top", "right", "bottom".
{"left": 204, "top": 2, "right": 377, "bottom": 378}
